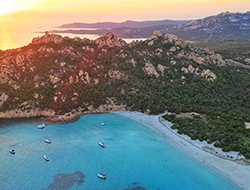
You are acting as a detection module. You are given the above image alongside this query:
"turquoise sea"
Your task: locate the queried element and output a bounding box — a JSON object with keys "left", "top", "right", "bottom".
{"left": 0, "top": 113, "right": 241, "bottom": 190}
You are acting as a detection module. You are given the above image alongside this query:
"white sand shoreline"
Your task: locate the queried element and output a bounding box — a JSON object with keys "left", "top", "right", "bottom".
{"left": 112, "top": 111, "right": 250, "bottom": 190}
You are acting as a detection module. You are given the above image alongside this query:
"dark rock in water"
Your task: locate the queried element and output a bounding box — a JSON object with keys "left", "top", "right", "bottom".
{"left": 43, "top": 113, "right": 80, "bottom": 124}
{"left": 123, "top": 186, "right": 147, "bottom": 190}
{"left": 47, "top": 171, "right": 85, "bottom": 190}
{"left": 123, "top": 182, "right": 146, "bottom": 190}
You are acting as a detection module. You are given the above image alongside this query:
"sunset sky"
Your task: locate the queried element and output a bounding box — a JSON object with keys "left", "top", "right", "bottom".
{"left": 0, "top": 0, "right": 250, "bottom": 28}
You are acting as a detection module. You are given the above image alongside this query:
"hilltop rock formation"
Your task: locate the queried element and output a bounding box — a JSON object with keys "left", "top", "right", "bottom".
{"left": 32, "top": 31, "right": 64, "bottom": 44}
{"left": 95, "top": 32, "right": 127, "bottom": 48}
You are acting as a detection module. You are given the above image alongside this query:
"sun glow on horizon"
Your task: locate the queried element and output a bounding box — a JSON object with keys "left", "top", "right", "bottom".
{"left": 0, "top": 0, "right": 249, "bottom": 29}
{"left": 0, "top": 0, "right": 50, "bottom": 16}
{"left": 0, "top": 0, "right": 17, "bottom": 15}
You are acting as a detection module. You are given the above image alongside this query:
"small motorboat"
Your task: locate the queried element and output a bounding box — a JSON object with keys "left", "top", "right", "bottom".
{"left": 9, "top": 149, "right": 15, "bottom": 154}
{"left": 44, "top": 155, "right": 50, "bottom": 161}
{"left": 98, "top": 141, "right": 106, "bottom": 148}
{"left": 44, "top": 139, "right": 52, "bottom": 143}
{"left": 98, "top": 173, "right": 106, "bottom": 179}
{"left": 100, "top": 122, "right": 106, "bottom": 126}
{"left": 37, "top": 124, "right": 45, "bottom": 129}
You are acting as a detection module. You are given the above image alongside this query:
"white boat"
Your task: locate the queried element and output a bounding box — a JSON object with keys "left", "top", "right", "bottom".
{"left": 98, "top": 141, "right": 106, "bottom": 148}
{"left": 37, "top": 124, "right": 45, "bottom": 129}
{"left": 98, "top": 173, "right": 106, "bottom": 179}
{"left": 44, "top": 155, "right": 50, "bottom": 161}
{"left": 100, "top": 122, "right": 106, "bottom": 126}
{"left": 44, "top": 139, "right": 52, "bottom": 143}
{"left": 9, "top": 149, "right": 15, "bottom": 154}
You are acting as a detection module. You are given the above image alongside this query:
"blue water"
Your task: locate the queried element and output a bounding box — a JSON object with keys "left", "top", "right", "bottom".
{"left": 0, "top": 113, "right": 241, "bottom": 190}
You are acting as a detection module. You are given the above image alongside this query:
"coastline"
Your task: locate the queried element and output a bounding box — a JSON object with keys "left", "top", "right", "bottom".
{"left": 112, "top": 111, "right": 250, "bottom": 190}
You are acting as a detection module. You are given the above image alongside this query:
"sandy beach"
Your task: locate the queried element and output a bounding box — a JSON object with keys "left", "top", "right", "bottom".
{"left": 112, "top": 111, "right": 250, "bottom": 190}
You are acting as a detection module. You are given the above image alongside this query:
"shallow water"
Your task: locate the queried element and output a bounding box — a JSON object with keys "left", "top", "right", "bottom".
{"left": 0, "top": 113, "right": 241, "bottom": 190}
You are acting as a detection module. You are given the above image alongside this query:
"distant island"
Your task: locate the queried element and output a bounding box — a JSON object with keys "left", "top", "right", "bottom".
{"left": 51, "top": 11, "right": 250, "bottom": 41}
{"left": 49, "top": 19, "right": 187, "bottom": 38}
{"left": 58, "top": 19, "right": 187, "bottom": 29}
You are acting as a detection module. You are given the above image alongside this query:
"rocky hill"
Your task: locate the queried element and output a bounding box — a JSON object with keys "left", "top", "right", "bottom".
{"left": 0, "top": 31, "right": 249, "bottom": 122}
{"left": 58, "top": 19, "right": 187, "bottom": 29}
{"left": 122, "top": 11, "right": 250, "bottom": 41}
{"left": 166, "top": 11, "right": 250, "bottom": 41}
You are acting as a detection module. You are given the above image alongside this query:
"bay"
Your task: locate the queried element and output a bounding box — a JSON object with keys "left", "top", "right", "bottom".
{"left": 0, "top": 27, "right": 145, "bottom": 51}
{"left": 0, "top": 113, "right": 241, "bottom": 190}
{"left": 0, "top": 27, "right": 99, "bottom": 51}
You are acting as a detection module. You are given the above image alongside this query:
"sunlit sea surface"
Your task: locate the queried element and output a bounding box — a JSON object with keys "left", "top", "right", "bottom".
{"left": 0, "top": 113, "right": 241, "bottom": 190}
{"left": 0, "top": 27, "right": 145, "bottom": 50}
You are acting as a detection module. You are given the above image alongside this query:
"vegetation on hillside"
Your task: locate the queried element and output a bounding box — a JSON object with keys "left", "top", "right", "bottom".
{"left": 116, "top": 38, "right": 250, "bottom": 159}
{"left": 163, "top": 114, "right": 250, "bottom": 159}
{"left": 192, "top": 40, "right": 250, "bottom": 62}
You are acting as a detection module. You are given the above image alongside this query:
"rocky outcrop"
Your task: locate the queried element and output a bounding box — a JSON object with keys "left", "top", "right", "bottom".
{"left": 95, "top": 32, "right": 127, "bottom": 48}
{"left": 201, "top": 69, "right": 217, "bottom": 81}
{"left": 43, "top": 112, "right": 80, "bottom": 123}
{"left": 186, "top": 50, "right": 225, "bottom": 66}
{"left": 181, "top": 65, "right": 217, "bottom": 81}
{"left": 0, "top": 102, "right": 126, "bottom": 123}
{"left": 86, "top": 103, "right": 126, "bottom": 114}
{"left": 157, "top": 64, "right": 165, "bottom": 75}
{"left": 32, "top": 32, "right": 64, "bottom": 44}
{"left": 130, "top": 59, "right": 137, "bottom": 67}
{"left": 225, "top": 59, "right": 250, "bottom": 69}
{"left": 188, "top": 53, "right": 206, "bottom": 65}
{"left": 147, "top": 30, "right": 164, "bottom": 45}
{"left": 0, "top": 108, "right": 55, "bottom": 119}
{"left": 155, "top": 48, "right": 163, "bottom": 55}
{"left": 148, "top": 40, "right": 154, "bottom": 46}
{"left": 0, "top": 93, "right": 8, "bottom": 107}
{"left": 153, "top": 30, "right": 162, "bottom": 37}
{"left": 163, "top": 33, "right": 186, "bottom": 47}
{"left": 144, "top": 63, "right": 159, "bottom": 78}
{"left": 0, "top": 107, "right": 79, "bottom": 123}
{"left": 148, "top": 32, "right": 187, "bottom": 49}
{"left": 49, "top": 75, "right": 60, "bottom": 84}
{"left": 244, "top": 58, "right": 250, "bottom": 65}
{"left": 169, "top": 46, "right": 177, "bottom": 52}
{"left": 108, "top": 70, "right": 125, "bottom": 80}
